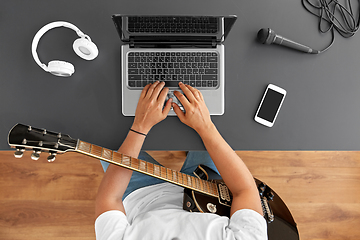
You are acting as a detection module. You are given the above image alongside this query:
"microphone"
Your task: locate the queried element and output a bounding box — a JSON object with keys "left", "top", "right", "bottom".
{"left": 257, "top": 28, "right": 319, "bottom": 54}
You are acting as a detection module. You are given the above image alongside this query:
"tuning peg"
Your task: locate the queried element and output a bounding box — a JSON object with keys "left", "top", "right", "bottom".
{"left": 14, "top": 148, "right": 25, "bottom": 158}
{"left": 47, "top": 153, "right": 57, "bottom": 162}
{"left": 31, "top": 150, "right": 41, "bottom": 161}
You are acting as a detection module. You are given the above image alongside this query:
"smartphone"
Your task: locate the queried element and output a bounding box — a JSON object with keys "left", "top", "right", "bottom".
{"left": 254, "top": 84, "right": 287, "bottom": 127}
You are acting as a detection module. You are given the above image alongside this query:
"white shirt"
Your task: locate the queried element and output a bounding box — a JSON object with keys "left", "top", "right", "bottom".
{"left": 95, "top": 183, "right": 267, "bottom": 240}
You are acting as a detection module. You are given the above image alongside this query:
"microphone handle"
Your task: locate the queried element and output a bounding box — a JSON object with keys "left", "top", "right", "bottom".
{"left": 273, "top": 35, "right": 319, "bottom": 54}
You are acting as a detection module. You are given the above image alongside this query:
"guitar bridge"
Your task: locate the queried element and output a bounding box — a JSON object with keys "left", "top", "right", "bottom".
{"left": 261, "top": 196, "right": 274, "bottom": 223}
{"left": 258, "top": 182, "right": 275, "bottom": 223}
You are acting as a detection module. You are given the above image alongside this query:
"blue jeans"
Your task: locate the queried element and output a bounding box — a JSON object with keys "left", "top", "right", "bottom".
{"left": 100, "top": 151, "right": 219, "bottom": 200}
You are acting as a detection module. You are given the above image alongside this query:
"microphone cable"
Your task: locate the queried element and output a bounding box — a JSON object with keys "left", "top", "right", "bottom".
{"left": 302, "top": 0, "right": 360, "bottom": 53}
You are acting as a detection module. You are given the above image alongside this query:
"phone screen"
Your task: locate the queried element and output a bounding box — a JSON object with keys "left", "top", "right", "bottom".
{"left": 257, "top": 88, "right": 285, "bottom": 122}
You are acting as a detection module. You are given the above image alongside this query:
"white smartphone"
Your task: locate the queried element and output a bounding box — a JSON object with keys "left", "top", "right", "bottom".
{"left": 254, "top": 84, "right": 287, "bottom": 127}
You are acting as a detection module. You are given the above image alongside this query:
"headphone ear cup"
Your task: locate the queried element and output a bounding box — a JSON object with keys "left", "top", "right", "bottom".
{"left": 73, "top": 37, "right": 98, "bottom": 60}
{"left": 47, "top": 60, "right": 75, "bottom": 77}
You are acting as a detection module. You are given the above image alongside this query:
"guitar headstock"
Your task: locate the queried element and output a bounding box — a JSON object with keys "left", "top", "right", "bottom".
{"left": 7, "top": 123, "right": 77, "bottom": 162}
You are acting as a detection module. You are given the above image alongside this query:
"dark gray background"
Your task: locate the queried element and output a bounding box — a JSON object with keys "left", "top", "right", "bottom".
{"left": 1, "top": 0, "right": 359, "bottom": 151}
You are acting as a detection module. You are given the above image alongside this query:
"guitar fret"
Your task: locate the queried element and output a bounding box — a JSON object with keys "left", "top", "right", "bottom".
{"left": 122, "top": 155, "right": 131, "bottom": 167}
{"left": 195, "top": 178, "right": 201, "bottom": 190}
{"left": 185, "top": 174, "right": 190, "bottom": 187}
{"left": 147, "top": 162, "right": 154, "bottom": 175}
{"left": 192, "top": 177, "right": 197, "bottom": 190}
{"left": 209, "top": 183, "right": 214, "bottom": 195}
{"left": 182, "top": 175, "right": 186, "bottom": 186}
{"left": 139, "top": 160, "right": 147, "bottom": 172}
{"left": 102, "top": 148, "right": 112, "bottom": 161}
{"left": 178, "top": 172, "right": 183, "bottom": 184}
{"left": 154, "top": 165, "right": 161, "bottom": 177}
{"left": 187, "top": 175, "right": 192, "bottom": 188}
{"left": 160, "top": 166, "right": 167, "bottom": 179}
{"left": 181, "top": 173, "right": 187, "bottom": 186}
{"left": 90, "top": 145, "right": 102, "bottom": 158}
{"left": 199, "top": 179, "right": 205, "bottom": 192}
{"left": 167, "top": 169, "right": 173, "bottom": 181}
{"left": 205, "top": 181, "right": 210, "bottom": 193}
{"left": 208, "top": 182, "right": 213, "bottom": 194}
{"left": 195, "top": 178, "right": 200, "bottom": 190}
{"left": 131, "top": 157, "right": 140, "bottom": 169}
{"left": 113, "top": 152, "right": 122, "bottom": 163}
{"left": 210, "top": 183, "right": 217, "bottom": 195}
{"left": 180, "top": 173, "right": 184, "bottom": 185}
{"left": 202, "top": 181, "right": 207, "bottom": 192}
{"left": 199, "top": 179, "right": 204, "bottom": 192}
{"left": 78, "top": 141, "right": 91, "bottom": 153}
{"left": 172, "top": 170, "right": 177, "bottom": 183}
{"left": 206, "top": 181, "right": 211, "bottom": 193}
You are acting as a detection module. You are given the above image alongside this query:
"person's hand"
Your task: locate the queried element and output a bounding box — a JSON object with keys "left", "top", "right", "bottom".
{"left": 172, "top": 82, "right": 214, "bottom": 134}
{"left": 132, "top": 81, "right": 172, "bottom": 134}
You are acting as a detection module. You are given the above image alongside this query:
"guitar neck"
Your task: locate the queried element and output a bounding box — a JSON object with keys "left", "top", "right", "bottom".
{"left": 75, "top": 140, "right": 219, "bottom": 198}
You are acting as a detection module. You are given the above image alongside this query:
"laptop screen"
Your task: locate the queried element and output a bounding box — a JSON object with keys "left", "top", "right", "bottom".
{"left": 112, "top": 15, "right": 237, "bottom": 45}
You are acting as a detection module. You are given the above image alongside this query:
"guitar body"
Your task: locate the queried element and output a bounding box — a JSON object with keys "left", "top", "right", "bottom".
{"left": 183, "top": 164, "right": 300, "bottom": 240}
{"left": 183, "top": 165, "right": 231, "bottom": 216}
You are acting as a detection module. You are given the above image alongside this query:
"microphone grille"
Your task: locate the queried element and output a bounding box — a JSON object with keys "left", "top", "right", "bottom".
{"left": 257, "top": 28, "right": 276, "bottom": 44}
{"left": 257, "top": 28, "right": 269, "bottom": 44}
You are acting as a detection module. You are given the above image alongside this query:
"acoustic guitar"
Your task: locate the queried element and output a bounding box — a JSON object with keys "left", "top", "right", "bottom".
{"left": 8, "top": 123, "right": 299, "bottom": 240}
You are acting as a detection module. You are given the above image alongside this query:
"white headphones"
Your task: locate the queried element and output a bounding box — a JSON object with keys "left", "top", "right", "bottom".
{"left": 31, "top": 21, "right": 99, "bottom": 77}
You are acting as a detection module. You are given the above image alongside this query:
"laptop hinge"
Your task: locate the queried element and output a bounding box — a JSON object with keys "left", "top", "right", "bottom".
{"left": 130, "top": 39, "right": 135, "bottom": 48}
{"left": 128, "top": 37, "right": 217, "bottom": 48}
{"left": 212, "top": 39, "right": 217, "bottom": 48}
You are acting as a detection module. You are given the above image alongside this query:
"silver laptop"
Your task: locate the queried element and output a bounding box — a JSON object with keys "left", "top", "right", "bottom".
{"left": 112, "top": 15, "right": 237, "bottom": 116}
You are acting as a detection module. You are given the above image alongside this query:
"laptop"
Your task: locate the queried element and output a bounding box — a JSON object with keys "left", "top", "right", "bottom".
{"left": 112, "top": 14, "right": 237, "bottom": 116}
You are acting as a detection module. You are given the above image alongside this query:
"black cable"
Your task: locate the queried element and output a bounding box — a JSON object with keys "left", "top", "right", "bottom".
{"left": 302, "top": 0, "right": 360, "bottom": 53}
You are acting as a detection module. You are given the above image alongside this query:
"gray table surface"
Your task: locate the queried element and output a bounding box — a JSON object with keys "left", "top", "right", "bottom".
{"left": 1, "top": 0, "right": 359, "bottom": 151}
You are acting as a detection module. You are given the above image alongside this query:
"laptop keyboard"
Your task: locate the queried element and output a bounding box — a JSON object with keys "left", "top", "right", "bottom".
{"left": 127, "top": 16, "right": 219, "bottom": 34}
{"left": 127, "top": 51, "right": 220, "bottom": 89}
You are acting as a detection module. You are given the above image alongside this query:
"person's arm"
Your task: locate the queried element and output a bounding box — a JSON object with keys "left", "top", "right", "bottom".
{"left": 172, "top": 82, "right": 263, "bottom": 217}
{"left": 95, "top": 81, "right": 172, "bottom": 218}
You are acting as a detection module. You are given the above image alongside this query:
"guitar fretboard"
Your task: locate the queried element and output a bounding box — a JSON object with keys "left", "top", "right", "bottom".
{"left": 76, "top": 140, "right": 219, "bottom": 197}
